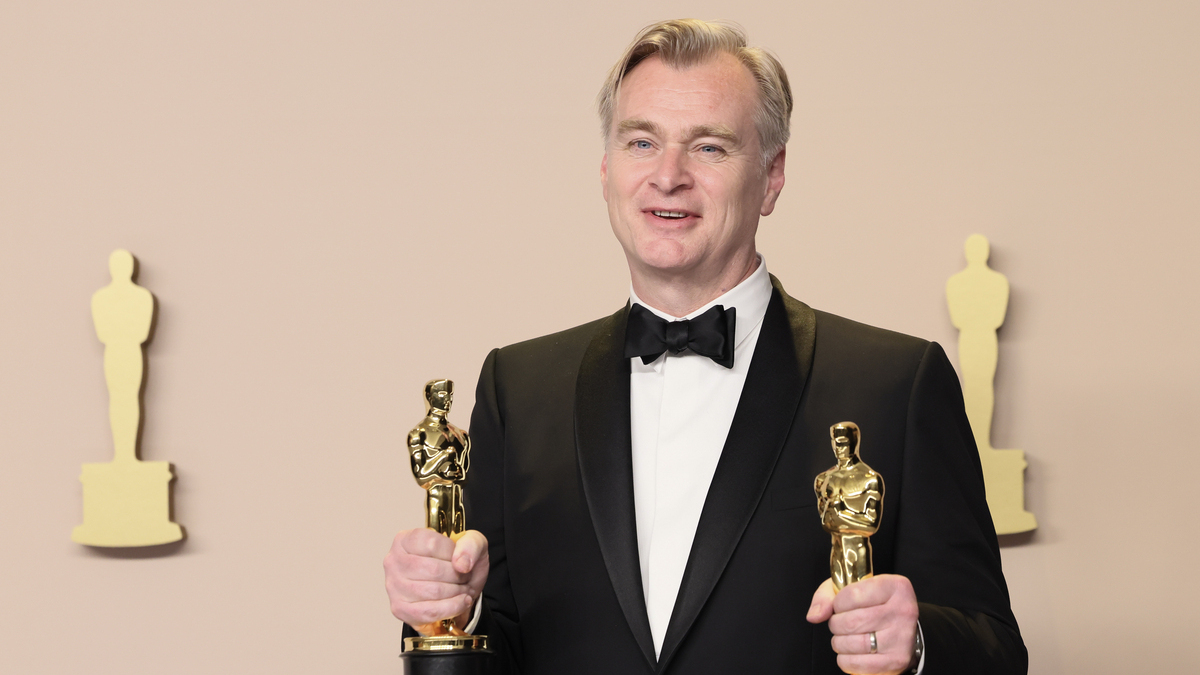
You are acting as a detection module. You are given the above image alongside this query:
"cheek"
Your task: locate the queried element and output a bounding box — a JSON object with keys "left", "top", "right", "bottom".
{"left": 607, "top": 160, "right": 652, "bottom": 201}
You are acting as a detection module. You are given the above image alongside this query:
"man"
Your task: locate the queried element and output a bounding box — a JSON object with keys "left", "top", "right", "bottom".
{"left": 385, "top": 19, "right": 1026, "bottom": 675}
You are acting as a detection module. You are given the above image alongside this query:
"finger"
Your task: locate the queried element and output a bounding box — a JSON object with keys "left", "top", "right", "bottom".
{"left": 830, "top": 630, "right": 879, "bottom": 656}
{"left": 828, "top": 602, "right": 888, "bottom": 637}
{"left": 388, "top": 577, "right": 473, "bottom": 604}
{"left": 836, "top": 574, "right": 917, "bottom": 616}
{"left": 831, "top": 576, "right": 894, "bottom": 613}
{"left": 831, "top": 620, "right": 919, "bottom": 674}
{"left": 806, "top": 578, "right": 836, "bottom": 623}
{"left": 451, "top": 530, "right": 489, "bottom": 574}
{"left": 465, "top": 546, "right": 490, "bottom": 597}
{"left": 387, "top": 544, "right": 470, "bottom": 584}
{"left": 394, "top": 594, "right": 476, "bottom": 626}
{"left": 837, "top": 650, "right": 914, "bottom": 675}
{"left": 384, "top": 552, "right": 472, "bottom": 600}
{"left": 836, "top": 654, "right": 897, "bottom": 675}
{"left": 401, "top": 528, "right": 457, "bottom": 560}
{"left": 412, "top": 550, "right": 470, "bottom": 583}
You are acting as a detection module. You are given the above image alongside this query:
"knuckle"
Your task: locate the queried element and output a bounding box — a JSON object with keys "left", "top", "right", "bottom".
{"left": 827, "top": 614, "right": 845, "bottom": 635}
{"left": 418, "top": 604, "right": 446, "bottom": 623}
{"left": 836, "top": 655, "right": 860, "bottom": 672}
{"left": 414, "top": 555, "right": 443, "bottom": 579}
{"left": 406, "top": 578, "right": 447, "bottom": 603}
{"left": 394, "top": 528, "right": 412, "bottom": 543}
{"left": 405, "top": 580, "right": 433, "bottom": 601}
{"left": 397, "top": 578, "right": 421, "bottom": 599}
{"left": 399, "top": 529, "right": 427, "bottom": 551}
{"left": 403, "top": 529, "right": 431, "bottom": 554}
{"left": 843, "top": 614, "right": 864, "bottom": 634}
{"left": 390, "top": 599, "right": 413, "bottom": 622}
{"left": 833, "top": 586, "right": 860, "bottom": 612}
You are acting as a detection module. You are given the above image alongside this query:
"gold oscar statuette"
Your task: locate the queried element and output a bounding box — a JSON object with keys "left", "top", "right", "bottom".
{"left": 401, "top": 379, "right": 489, "bottom": 670}
{"left": 814, "top": 422, "right": 884, "bottom": 592}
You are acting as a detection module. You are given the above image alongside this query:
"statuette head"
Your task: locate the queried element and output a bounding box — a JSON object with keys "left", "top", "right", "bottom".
{"left": 424, "top": 379, "right": 454, "bottom": 414}
{"left": 830, "top": 421, "right": 860, "bottom": 463}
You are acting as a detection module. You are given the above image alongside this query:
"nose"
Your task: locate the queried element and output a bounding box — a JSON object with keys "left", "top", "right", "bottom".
{"left": 649, "top": 146, "right": 693, "bottom": 194}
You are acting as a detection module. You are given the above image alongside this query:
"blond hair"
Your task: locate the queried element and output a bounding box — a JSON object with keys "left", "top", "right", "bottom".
{"left": 597, "top": 19, "right": 793, "bottom": 166}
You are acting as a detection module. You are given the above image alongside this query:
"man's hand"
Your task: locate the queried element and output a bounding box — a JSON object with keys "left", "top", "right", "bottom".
{"left": 384, "top": 528, "right": 489, "bottom": 632}
{"left": 806, "top": 575, "right": 919, "bottom": 675}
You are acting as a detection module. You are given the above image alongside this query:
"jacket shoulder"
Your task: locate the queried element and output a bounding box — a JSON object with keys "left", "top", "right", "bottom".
{"left": 489, "top": 309, "right": 622, "bottom": 381}
{"left": 772, "top": 276, "right": 932, "bottom": 371}
{"left": 811, "top": 308, "right": 932, "bottom": 362}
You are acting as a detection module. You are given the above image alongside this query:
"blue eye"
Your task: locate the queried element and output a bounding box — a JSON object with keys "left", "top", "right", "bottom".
{"left": 634, "top": 140, "right": 652, "bottom": 149}
{"left": 700, "top": 145, "right": 720, "bottom": 153}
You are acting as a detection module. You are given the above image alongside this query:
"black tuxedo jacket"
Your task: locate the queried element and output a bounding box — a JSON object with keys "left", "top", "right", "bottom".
{"left": 463, "top": 279, "right": 1026, "bottom": 674}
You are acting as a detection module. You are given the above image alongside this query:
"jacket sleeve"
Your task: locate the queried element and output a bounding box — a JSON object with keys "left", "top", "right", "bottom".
{"left": 895, "top": 342, "right": 1028, "bottom": 675}
{"left": 463, "top": 348, "right": 523, "bottom": 673}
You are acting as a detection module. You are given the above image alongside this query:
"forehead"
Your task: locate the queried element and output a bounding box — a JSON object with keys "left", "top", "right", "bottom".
{"left": 613, "top": 53, "right": 759, "bottom": 135}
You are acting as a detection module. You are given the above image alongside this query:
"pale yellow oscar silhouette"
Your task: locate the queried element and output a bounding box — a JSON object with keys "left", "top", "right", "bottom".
{"left": 72, "top": 250, "right": 184, "bottom": 547}
{"left": 946, "top": 234, "right": 1037, "bottom": 534}
{"left": 814, "top": 422, "right": 883, "bottom": 592}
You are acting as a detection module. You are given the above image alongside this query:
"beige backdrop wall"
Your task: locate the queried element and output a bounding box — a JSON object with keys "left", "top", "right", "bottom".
{"left": 2, "top": 1, "right": 1196, "bottom": 673}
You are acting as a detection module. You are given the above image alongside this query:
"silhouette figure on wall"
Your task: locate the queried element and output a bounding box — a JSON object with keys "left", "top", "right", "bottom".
{"left": 72, "top": 250, "right": 184, "bottom": 547}
{"left": 946, "top": 235, "right": 1036, "bottom": 534}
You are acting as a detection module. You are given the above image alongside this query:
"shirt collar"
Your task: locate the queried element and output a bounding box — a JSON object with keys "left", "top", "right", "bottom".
{"left": 628, "top": 254, "right": 773, "bottom": 351}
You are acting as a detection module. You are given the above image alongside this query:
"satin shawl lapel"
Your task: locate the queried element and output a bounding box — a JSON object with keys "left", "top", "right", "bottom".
{"left": 657, "top": 280, "right": 817, "bottom": 670}
{"left": 575, "top": 304, "right": 657, "bottom": 668}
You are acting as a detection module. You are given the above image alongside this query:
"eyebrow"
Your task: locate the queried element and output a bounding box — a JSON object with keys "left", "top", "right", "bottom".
{"left": 688, "top": 124, "right": 740, "bottom": 145}
{"left": 616, "top": 119, "right": 663, "bottom": 137}
{"left": 615, "top": 119, "right": 742, "bottom": 146}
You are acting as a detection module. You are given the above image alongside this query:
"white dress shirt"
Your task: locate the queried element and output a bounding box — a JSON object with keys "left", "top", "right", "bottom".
{"left": 629, "top": 256, "right": 773, "bottom": 656}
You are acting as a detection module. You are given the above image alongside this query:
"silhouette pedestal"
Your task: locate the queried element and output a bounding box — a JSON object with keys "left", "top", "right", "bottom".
{"left": 72, "top": 460, "right": 183, "bottom": 547}
{"left": 981, "top": 448, "right": 1037, "bottom": 534}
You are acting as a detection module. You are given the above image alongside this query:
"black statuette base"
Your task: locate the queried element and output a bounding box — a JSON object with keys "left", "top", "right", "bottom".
{"left": 402, "top": 649, "right": 493, "bottom": 675}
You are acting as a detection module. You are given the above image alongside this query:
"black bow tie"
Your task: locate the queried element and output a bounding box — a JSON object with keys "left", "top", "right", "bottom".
{"left": 624, "top": 303, "right": 737, "bottom": 368}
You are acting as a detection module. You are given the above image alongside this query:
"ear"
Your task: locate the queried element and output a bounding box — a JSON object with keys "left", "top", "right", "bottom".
{"left": 600, "top": 153, "right": 609, "bottom": 202}
{"left": 759, "top": 147, "right": 786, "bottom": 217}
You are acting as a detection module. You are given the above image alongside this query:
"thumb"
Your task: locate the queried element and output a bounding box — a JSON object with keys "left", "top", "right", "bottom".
{"left": 451, "top": 530, "right": 488, "bottom": 574}
{"left": 806, "top": 578, "right": 836, "bottom": 624}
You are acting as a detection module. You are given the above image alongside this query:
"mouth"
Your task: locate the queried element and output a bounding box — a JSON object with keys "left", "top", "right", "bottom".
{"left": 646, "top": 209, "right": 698, "bottom": 222}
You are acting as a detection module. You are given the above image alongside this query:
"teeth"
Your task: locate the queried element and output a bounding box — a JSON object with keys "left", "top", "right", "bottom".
{"left": 653, "top": 211, "right": 688, "bottom": 218}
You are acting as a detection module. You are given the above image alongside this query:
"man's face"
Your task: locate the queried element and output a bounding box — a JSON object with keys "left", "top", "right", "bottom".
{"left": 601, "top": 53, "right": 785, "bottom": 285}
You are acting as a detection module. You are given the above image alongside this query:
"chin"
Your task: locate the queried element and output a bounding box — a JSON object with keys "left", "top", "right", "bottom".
{"left": 630, "top": 240, "right": 699, "bottom": 274}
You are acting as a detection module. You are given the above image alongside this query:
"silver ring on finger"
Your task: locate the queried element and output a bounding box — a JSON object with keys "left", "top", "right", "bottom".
{"left": 868, "top": 631, "right": 878, "bottom": 654}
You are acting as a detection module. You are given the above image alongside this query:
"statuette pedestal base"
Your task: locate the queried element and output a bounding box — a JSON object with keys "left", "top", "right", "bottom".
{"left": 402, "top": 636, "right": 491, "bottom": 675}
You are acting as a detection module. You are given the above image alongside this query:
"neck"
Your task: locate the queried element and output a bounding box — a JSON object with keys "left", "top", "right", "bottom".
{"left": 630, "top": 252, "right": 759, "bottom": 318}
